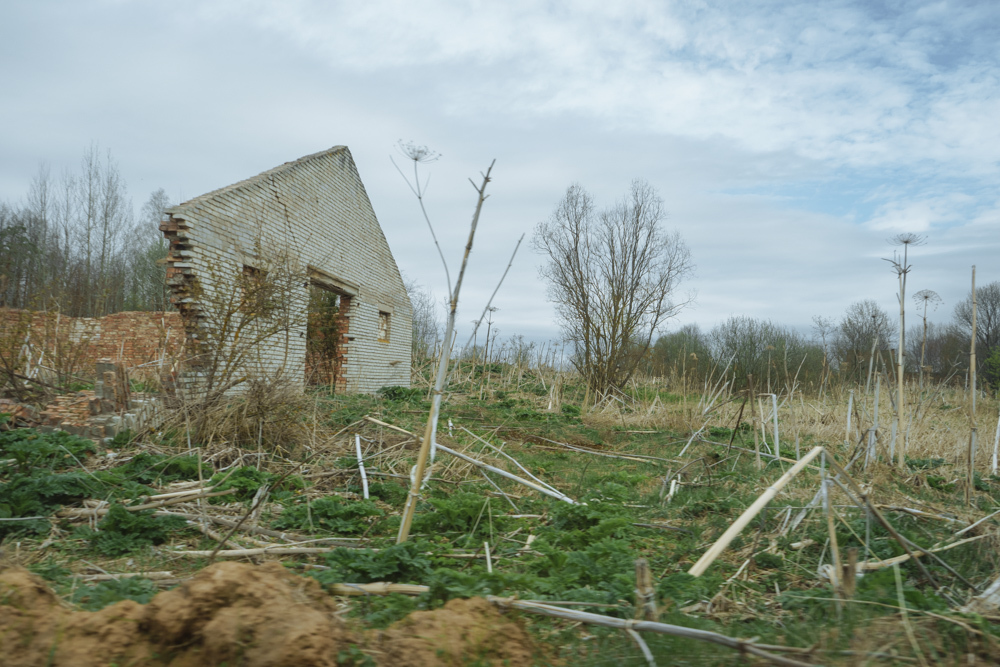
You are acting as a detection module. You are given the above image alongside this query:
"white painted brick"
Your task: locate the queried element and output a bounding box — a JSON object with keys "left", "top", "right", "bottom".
{"left": 163, "top": 146, "right": 412, "bottom": 394}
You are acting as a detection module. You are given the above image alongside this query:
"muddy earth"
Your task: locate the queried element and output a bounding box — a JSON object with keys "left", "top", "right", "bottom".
{"left": 0, "top": 562, "right": 541, "bottom": 666}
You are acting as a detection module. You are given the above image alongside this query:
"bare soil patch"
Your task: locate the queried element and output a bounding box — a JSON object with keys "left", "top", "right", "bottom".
{"left": 0, "top": 562, "right": 541, "bottom": 667}
{"left": 376, "top": 597, "right": 539, "bottom": 667}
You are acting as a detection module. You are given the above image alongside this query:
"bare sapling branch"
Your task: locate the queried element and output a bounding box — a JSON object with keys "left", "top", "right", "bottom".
{"left": 397, "top": 159, "right": 497, "bottom": 543}
{"left": 967, "top": 265, "right": 977, "bottom": 505}
{"left": 460, "top": 233, "right": 524, "bottom": 357}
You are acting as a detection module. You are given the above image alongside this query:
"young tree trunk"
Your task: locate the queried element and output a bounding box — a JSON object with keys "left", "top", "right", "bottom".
{"left": 967, "top": 266, "right": 978, "bottom": 505}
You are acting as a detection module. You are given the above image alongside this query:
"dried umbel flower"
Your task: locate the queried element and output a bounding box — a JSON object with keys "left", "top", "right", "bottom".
{"left": 888, "top": 232, "right": 926, "bottom": 247}
{"left": 912, "top": 289, "right": 942, "bottom": 312}
{"left": 397, "top": 140, "right": 441, "bottom": 163}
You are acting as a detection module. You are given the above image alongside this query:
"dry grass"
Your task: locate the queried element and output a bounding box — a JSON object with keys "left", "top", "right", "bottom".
{"left": 581, "top": 373, "right": 1000, "bottom": 475}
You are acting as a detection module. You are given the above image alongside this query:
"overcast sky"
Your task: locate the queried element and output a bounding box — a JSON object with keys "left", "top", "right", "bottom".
{"left": 2, "top": 1, "right": 998, "bottom": 346}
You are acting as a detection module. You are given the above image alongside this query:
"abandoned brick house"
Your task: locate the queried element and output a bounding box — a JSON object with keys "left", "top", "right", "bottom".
{"left": 159, "top": 146, "right": 412, "bottom": 395}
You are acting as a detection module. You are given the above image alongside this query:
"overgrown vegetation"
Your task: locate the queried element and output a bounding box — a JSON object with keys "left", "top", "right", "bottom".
{"left": 2, "top": 353, "right": 1000, "bottom": 665}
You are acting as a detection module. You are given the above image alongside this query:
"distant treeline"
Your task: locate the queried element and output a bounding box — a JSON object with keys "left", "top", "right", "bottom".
{"left": 0, "top": 146, "right": 170, "bottom": 317}
{"left": 643, "top": 294, "right": 1000, "bottom": 392}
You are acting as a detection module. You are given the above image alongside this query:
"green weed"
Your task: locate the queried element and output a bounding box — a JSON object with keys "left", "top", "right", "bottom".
{"left": 0, "top": 428, "right": 96, "bottom": 473}
{"left": 273, "top": 496, "right": 382, "bottom": 535}
{"left": 314, "top": 541, "right": 434, "bottom": 584}
{"left": 88, "top": 504, "right": 187, "bottom": 556}
{"left": 71, "top": 577, "right": 159, "bottom": 611}
{"left": 209, "top": 465, "right": 305, "bottom": 502}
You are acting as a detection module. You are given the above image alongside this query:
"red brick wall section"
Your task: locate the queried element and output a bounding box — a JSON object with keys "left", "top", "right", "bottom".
{"left": 0, "top": 309, "right": 184, "bottom": 376}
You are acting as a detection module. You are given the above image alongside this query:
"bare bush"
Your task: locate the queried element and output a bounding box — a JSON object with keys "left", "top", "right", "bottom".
{"left": 177, "top": 236, "right": 308, "bottom": 403}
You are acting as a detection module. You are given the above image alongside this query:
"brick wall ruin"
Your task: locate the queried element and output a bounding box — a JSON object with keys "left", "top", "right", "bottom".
{"left": 160, "top": 146, "right": 412, "bottom": 395}
{"left": 0, "top": 309, "right": 183, "bottom": 381}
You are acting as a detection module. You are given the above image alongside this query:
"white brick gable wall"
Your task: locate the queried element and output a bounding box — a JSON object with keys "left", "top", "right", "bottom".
{"left": 161, "top": 146, "right": 412, "bottom": 394}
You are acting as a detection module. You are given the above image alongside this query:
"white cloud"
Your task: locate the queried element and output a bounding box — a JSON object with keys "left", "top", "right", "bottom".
{"left": 866, "top": 193, "right": 976, "bottom": 232}
{"left": 185, "top": 0, "right": 1000, "bottom": 175}
{"left": 2, "top": 0, "right": 999, "bottom": 345}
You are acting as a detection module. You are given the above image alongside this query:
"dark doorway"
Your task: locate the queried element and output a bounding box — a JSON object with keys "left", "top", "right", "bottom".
{"left": 306, "top": 285, "right": 344, "bottom": 389}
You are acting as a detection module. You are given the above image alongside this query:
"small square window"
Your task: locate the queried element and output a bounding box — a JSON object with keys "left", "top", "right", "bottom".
{"left": 378, "top": 311, "right": 390, "bottom": 342}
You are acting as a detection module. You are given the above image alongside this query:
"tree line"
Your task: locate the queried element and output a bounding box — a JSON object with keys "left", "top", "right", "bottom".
{"left": 0, "top": 146, "right": 170, "bottom": 317}
{"left": 644, "top": 292, "right": 1000, "bottom": 393}
{"left": 530, "top": 181, "right": 999, "bottom": 396}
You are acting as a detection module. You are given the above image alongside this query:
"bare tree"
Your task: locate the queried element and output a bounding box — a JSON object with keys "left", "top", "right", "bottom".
{"left": 125, "top": 188, "right": 172, "bottom": 311}
{"left": 403, "top": 278, "right": 442, "bottom": 363}
{"left": 834, "top": 299, "right": 896, "bottom": 374}
{"left": 649, "top": 323, "right": 712, "bottom": 381}
{"left": 533, "top": 180, "right": 693, "bottom": 395}
{"left": 0, "top": 147, "right": 171, "bottom": 317}
{"left": 709, "top": 316, "right": 823, "bottom": 391}
{"left": 811, "top": 315, "right": 836, "bottom": 396}
{"left": 954, "top": 281, "right": 1000, "bottom": 366}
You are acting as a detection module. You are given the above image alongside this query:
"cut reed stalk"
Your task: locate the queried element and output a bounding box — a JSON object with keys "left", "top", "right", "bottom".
{"left": 634, "top": 558, "right": 657, "bottom": 621}
{"left": 866, "top": 374, "right": 880, "bottom": 469}
{"left": 354, "top": 434, "right": 369, "bottom": 500}
{"left": 435, "top": 442, "right": 577, "bottom": 504}
{"left": 992, "top": 405, "right": 1000, "bottom": 475}
{"left": 174, "top": 547, "right": 345, "bottom": 557}
{"left": 854, "top": 533, "right": 989, "bottom": 572}
{"left": 769, "top": 393, "right": 780, "bottom": 459}
{"left": 688, "top": 446, "right": 824, "bottom": 577}
{"left": 77, "top": 571, "right": 174, "bottom": 582}
{"left": 845, "top": 389, "right": 854, "bottom": 447}
{"left": 955, "top": 508, "right": 1000, "bottom": 537}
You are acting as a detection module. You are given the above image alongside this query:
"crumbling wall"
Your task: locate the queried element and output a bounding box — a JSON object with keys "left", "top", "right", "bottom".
{"left": 0, "top": 308, "right": 183, "bottom": 377}
{"left": 160, "top": 146, "right": 411, "bottom": 394}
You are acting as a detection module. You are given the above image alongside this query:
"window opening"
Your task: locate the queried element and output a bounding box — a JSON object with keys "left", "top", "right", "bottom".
{"left": 378, "top": 311, "right": 390, "bottom": 342}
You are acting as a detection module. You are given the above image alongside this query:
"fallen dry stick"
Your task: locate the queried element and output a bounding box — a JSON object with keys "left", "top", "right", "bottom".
{"left": 435, "top": 442, "right": 577, "bottom": 504}
{"left": 170, "top": 547, "right": 341, "bottom": 558}
{"left": 822, "top": 455, "right": 949, "bottom": 591}
{"left": 327, "top": 582, "right": 430, "bottom": 596}
{"left": 153, "top": 511, "right": 364, "bottom": 544}
{"left": 855, "top": 533, "right": 990, "bottom": 572}
{"left": 689, "top": 446, "right": 824, "bottom": 577}
{"left": 363, "top": 416, "right": 576, "bottom": 504}
{"left": 57, "top": 489, "right": 237, "bottom": 518}
{"left": 76, "top": 571, "right": 174, "bottom": 582}
{"left": 531, "top": 436, "right": 673, "bottom": 464}
{"left": 486, "top": 596, "right": 818, "bottom": 667}
{"left": 955, "top": 508, "right": 1000, "bottom": 537}
{"left": 145, "top": 487, "right": 215, "bottom": 501}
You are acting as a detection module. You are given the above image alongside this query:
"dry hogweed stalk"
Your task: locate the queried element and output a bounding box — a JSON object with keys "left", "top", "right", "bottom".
{"left": 884, "top": 232, "right": 925, "bottom": 467}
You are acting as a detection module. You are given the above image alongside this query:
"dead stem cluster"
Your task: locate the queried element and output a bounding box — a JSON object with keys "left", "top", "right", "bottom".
{"left": 585, "top": 372, "right": 1000, "bottom": 474}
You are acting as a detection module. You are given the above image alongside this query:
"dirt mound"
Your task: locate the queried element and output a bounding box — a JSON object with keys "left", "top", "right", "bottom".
{"left": 0, "top": 561, "right": 354, "bottom": 666}
{"left": 378, "top": 597, "right": 539, "bottom": 667}
{"left": 0, "top": 563, "right": 542, "bottom": 666}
